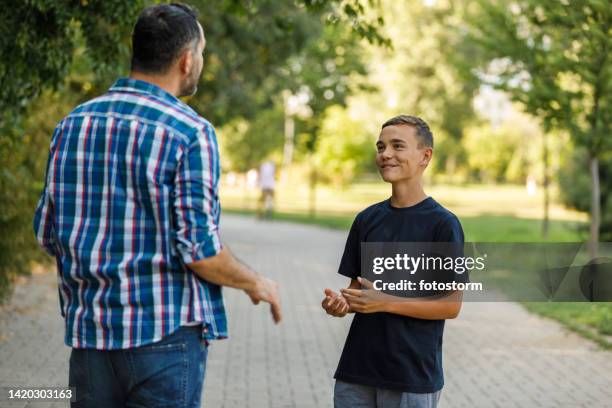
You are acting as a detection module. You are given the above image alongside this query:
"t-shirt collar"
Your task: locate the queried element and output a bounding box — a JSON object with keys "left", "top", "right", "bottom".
{"left": 387, "top": 196, "right": 434, "bottom": 212}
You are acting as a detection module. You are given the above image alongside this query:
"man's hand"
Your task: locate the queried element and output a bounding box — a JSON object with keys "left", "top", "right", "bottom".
{"left": 340, "top": 277, "right": 390, "bottom": 314}
{"left": 245, "top": 276, "right": 282, "bottom": 324}
{"left": 321, "top": 288, "right": 350, "bottom": 317}
{"left": 187, "top": 247, "right": 282, "bottom": 324}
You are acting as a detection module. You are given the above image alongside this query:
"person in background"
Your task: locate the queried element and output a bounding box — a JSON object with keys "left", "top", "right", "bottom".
{"left": 258, "top": 160, "right": 276, "bottom": 219}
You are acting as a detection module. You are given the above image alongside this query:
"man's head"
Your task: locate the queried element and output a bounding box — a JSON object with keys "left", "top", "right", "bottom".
{"left": 376, "top": 115, "right": 433, "bottom": 183}
{"left": 131, "top": 3, "right": 205, "bottom": 96}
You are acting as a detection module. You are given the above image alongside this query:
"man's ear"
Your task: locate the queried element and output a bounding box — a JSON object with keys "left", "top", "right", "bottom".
{"left": 178, "top": 48, "right": 193, "bottom": 76}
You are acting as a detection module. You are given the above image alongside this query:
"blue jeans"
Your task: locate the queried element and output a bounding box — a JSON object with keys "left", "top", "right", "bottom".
{"left": 69, "top": 325, "right": 208, "bottom": 408}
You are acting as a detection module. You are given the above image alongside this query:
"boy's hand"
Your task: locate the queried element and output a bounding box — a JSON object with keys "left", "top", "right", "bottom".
{"left": 322, "top": 288, "right": 350, "bottom": 317}
{"left": 341, "top": 277, "right": 389, "bottom": 314}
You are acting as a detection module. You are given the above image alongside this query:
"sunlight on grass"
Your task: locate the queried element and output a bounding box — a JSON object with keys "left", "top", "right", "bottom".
{"left": 221, "top": 180, "right": 586, "bottom": 222}
{"left": 220, "top": 179, "right": 587, "bottom": 243}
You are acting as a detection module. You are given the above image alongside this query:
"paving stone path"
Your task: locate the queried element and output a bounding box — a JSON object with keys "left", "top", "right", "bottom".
{"left": 1, "top": 214, "right": 611, "bottom": 407}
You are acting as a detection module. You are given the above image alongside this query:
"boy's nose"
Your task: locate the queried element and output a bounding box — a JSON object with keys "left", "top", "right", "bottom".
{"left": 381, "top": 150, "right": 393, "bottom": 160}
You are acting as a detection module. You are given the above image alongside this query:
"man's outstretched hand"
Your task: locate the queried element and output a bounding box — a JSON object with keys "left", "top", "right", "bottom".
{"left": 321, "top": 288, "right": 350, "bottom": 317}
{"left": 246, "top": 276, "right": 282, "bottom": 324}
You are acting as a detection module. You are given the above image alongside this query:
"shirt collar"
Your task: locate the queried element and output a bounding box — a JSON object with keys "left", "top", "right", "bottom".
{"left": 109, "top": 77, "right": 181, "bottom": 105}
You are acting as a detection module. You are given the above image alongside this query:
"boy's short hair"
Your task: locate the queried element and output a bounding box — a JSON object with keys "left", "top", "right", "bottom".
{"left": 382, "top": 115, "right": 433, "bottom": 149}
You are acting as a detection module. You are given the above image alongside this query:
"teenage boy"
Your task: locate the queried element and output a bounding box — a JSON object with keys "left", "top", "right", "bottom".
{"left": 322, "top": 115, "right": 464, "bottom": 408}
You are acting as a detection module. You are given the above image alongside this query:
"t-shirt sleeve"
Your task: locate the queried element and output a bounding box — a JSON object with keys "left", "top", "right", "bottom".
{"left": 436, "top": 214, "right": 469, "bottom": 284}
{"left": 436, "top": 214, "right": 464, "bottom": 243}
{"left": 338, "top": 214, "right": 362, "bottom": 279}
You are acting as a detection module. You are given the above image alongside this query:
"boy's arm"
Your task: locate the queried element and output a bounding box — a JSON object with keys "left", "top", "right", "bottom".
{"left": 341, "top": 277, "right": 463, "bottom": 320}
{"left": 383, "top": 290, "right": 463, "bottom": 320}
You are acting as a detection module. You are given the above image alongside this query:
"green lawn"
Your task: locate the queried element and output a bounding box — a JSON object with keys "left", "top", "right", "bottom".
{"left": 223, "top": 208, "right": 585, "bottom": 242}
{"left": 221, "top": 181, "right": 611, "bottom": 349}
{"left": 523, "top": 303, "right": 612, "bottom": 349}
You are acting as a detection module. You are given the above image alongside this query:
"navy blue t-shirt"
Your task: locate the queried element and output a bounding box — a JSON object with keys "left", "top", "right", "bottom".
{"left": 334, "top": 197, "right": 464, "bottom": 393}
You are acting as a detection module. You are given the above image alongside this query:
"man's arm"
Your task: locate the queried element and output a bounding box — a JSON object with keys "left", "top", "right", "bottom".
{"left": 187, "top": 247, "right": 281, "bottom": 323}
{"left": 174, "top": 125, "right": 281, "bottom": 323}
{"left": 33, "top": 124, "right": 63, "bottom": 257}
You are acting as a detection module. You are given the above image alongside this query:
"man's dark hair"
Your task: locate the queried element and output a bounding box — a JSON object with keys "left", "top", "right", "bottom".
{"left": 382, "top": 115, "right": 433, "bottom": 148}
{"left": 131, "top": 3, "right": 201, "bottom": 74}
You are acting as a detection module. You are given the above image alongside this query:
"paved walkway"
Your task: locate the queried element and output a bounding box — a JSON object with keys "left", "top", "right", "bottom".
{"left": 1, "top": 215, "right": 611, "bottom": 407}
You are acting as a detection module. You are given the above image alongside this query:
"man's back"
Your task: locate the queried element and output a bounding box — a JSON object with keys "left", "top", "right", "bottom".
{"left": 33, "top": 6, "right": 281, "bottom": 406}
{"left": 34, "top": 78, "right": 226, "bottom": 350}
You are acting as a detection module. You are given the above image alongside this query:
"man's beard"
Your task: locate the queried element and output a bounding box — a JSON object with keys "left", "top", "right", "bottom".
{"left": 178, "top": 70, "right": 200, "bottom": 97}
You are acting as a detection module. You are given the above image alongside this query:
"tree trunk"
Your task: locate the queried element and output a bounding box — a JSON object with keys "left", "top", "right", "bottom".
{"left": 588, "top": 154, "right": 600, "bottom": 258}
{"left": 308, "top": 154, "right": 317, "bottom": 218}
{"left": 542, "top": 132, "right": 549, "bottom": 239}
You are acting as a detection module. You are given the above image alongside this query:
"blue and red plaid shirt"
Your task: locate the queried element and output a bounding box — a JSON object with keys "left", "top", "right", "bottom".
{"left": 33, "top": 78, "right": 227, "bottom": 349}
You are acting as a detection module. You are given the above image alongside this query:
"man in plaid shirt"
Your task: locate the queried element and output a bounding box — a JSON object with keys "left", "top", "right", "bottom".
{"left": 33, "top": 3, "right": 281, "bottom": 407}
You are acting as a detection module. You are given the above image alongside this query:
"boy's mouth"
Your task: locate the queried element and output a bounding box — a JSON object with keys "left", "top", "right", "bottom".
{"left": 380, "top": 164, "right": 399, "bottom": 169}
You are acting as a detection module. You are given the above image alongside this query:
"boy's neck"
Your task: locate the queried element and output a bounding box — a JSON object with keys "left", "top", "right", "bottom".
{"left": 390, "top": 180, "right": 428, "bottom": 208}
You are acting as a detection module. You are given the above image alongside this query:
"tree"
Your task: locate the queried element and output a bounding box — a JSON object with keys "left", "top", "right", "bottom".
{"left": 0, "top": 1, "right": 145, "bottom": 129}
{"left": 210, "top": 7, "right": 370, "bottom": 173}
{"left": 220, "top": 108, "right": 285, "bottom": 172}
{"left": 314, "top": 105, "right": 374, "bottom": 186}
{"left": 188, "top": 0, "right": 386, "bottom": 125}
{"left": 466, "top": 0, "right": 611, "bottom": 255}
{"left": 559, "top": 146, "right": 612, "bottom": 241}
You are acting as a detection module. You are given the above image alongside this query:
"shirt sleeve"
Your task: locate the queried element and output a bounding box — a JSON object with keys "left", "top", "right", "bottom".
{"left": 436, "top": 214, "right": 464, "bottom": 243}
{"left": 436, "top": 215, "right": 469, "bottom": 283}
{"left": 33, "top": 124, "right": 62, "bottom": 257}
{"left": 173, "top": 125, "right": 222, "bottom": 264}
{"left": 338, "top": 213, "right": 362, "bottom": 279}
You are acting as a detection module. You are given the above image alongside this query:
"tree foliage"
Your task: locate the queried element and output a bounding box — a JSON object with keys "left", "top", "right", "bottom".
{"left": 0, "top": 0, "right": 144, "bottom": 129}
{"left": 314, "top": 106, "right": 374, "bottom": 186}
{"left": 465, "top": 0, "right": 611, "bottom": 247}
{"left": 340, "top": 0, "right": 480, "bottom": 176}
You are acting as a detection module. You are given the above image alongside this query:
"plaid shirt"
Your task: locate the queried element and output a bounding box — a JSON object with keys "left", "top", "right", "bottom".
{"left": 33, "top": 78, "right": 227, "bottom": 349}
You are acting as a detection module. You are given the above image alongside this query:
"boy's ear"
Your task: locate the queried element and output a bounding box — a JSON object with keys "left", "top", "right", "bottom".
{"left": 420, "top": 147, "right": 433, "bottom": 167}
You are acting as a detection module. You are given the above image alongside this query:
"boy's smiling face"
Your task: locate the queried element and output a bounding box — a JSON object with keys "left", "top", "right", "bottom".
{"left": 375, "top": 125, "right": 432, "bottom": 184}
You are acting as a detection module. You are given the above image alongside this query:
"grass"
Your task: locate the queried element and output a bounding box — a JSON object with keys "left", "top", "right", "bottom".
{"left": 220, "top": 180, "right": 612, "bottom": 349}
{"left": 223, "top": 208, "right": 585, "bottom": 242}
{"left": 523, "top": 303, "right": 612, "bottom": 349}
